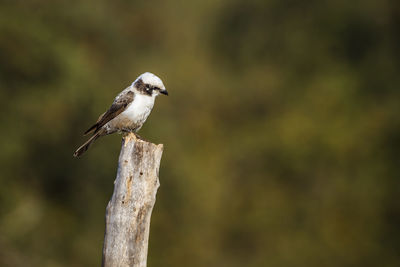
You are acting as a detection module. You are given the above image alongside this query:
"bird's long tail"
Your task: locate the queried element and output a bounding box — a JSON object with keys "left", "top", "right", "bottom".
{"left": 73, "top": 131, "right": 103, "bottom": 158}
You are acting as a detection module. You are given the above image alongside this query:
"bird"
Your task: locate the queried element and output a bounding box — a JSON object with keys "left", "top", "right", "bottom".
{"left": 73, "top": 72, "right": 168, "bottom": 157}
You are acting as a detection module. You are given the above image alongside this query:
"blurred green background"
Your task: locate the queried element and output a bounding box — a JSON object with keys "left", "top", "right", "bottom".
{"left": 1, "top": 0, "right": 399, "bottom": 266}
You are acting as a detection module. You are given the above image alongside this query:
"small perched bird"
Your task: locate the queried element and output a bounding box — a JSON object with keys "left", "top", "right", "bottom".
{"left": 73, "top": 72, "right": 168, "bottom": 157}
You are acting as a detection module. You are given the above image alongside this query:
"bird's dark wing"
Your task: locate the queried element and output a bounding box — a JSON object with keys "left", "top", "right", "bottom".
{"left": 84, "top": 90, "right": 135, "bottom": 135}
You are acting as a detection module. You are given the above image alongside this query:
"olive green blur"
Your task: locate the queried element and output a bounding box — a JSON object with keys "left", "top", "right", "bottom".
{"left": 0, "top": 0, "right": 399, "bottom": 266}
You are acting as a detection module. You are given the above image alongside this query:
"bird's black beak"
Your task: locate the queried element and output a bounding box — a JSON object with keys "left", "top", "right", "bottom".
{"left": 160, "top": 89, "right": 169, "bottom": 96}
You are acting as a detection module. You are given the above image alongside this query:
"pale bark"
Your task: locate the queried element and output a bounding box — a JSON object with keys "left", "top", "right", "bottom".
{"left": 102, "top": 133, "right": 163, "bottom": 267}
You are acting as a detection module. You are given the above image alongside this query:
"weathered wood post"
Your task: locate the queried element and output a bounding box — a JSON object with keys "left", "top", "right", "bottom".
{"left": 102, "top": 133, "right": 163, "bottom": 267}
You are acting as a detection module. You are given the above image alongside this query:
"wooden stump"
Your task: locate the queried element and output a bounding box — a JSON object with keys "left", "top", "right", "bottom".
{"left": 102, "top": 133, "right": 163, "bottom": 267}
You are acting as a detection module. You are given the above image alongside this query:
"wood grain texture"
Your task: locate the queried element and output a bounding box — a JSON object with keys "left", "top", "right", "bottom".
{"left": 102, "top": 133, "right": 163, "bottom": 267}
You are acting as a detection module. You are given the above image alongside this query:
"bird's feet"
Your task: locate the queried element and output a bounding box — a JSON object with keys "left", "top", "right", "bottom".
{"left": 122, "top": 131, "right": 149, "bottom": 143}
{"left": 133, "top": 133, "right": 150, "bottom": 142}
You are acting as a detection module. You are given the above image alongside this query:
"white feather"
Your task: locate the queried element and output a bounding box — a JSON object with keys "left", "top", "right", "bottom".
{"left": 122, "top": 93, "right": 155, "bottom": 125}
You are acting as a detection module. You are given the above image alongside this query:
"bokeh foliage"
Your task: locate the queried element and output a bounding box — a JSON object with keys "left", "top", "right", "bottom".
{"left": 0, "top": 0, "right": 399, "bottom": 266}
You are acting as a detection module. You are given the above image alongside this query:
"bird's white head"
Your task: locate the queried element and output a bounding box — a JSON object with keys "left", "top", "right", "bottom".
{"left": 132, "top": 72, "right": 168, "bottom": 97}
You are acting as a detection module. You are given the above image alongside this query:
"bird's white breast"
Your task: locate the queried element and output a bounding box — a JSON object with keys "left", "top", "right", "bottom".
{"left": 119, "top": 93, "right": 155, "bottom": 126}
